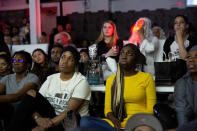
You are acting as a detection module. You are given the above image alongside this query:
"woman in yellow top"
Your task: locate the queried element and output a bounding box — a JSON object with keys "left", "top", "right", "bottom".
{"left": 80, "top": 44, "right": 156, "bottom": 131}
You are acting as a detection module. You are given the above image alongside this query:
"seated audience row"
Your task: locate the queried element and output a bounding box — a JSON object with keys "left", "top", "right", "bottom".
{"left": 0, "top": 14, "right": 197, "bottom": 131}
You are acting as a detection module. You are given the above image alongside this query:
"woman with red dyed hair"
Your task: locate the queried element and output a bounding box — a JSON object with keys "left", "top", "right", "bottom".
{"left": 125, "top": 17, "right": 159, "bottom": 76}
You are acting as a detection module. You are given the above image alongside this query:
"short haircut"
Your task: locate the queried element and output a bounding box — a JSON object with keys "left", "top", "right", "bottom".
{"left": 12, "top": 50, "right": 32, "bottom": 70}
{"left": 51, "top": 44, "right": 63, "bottom": 51}
{"left": 80, "top": 48, "right": 88, "bottom": 54}
{"left": 61, "top": 46, "right": 80, "bottom": 67}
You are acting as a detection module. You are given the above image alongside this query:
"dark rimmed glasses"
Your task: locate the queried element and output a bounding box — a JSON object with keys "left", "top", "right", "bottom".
{"left": 12, "top": 59, "right": 24, "bottom": 63}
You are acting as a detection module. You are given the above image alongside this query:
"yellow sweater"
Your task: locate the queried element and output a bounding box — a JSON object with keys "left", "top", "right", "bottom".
{"left": 103, "top": 71, "right": 156, "bottom": 128}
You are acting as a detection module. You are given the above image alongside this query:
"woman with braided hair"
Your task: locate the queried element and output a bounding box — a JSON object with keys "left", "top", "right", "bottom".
{"left": 80, "top": 44, "right": 156, "bottom": 131}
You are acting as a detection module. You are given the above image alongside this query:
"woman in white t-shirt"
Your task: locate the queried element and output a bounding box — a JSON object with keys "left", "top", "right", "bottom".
{"left": 8, "top": 46, "right": 91, "bottom": 131}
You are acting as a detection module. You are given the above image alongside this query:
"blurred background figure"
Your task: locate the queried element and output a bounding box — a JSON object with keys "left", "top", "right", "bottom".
{"left": 54, "top": 32, "right": 73, "bottom": 47}
{"left": 38, "top": 32, "right": 48, "bottom": 43}
{"left": 0, "top": 54, "right": 12, "bottom": 80}
{"left": 152, "top": 26, "right": 166, "bottom": 62}
{"left": 11, "top": 26, "right": 21, "bottom": 45}
{"left": 79, "top": 49, "right": 89, "bottom": 76}
{"left": 46, "top": 44, "right": 63, "bottom": 76}
{"left": 127, "top": 17, "right": 159, "bottom": 76}
{"left": 79, "top": 49, "right": 89, "bottom": 63}
{"left": 31, "top": 48, "right": 49, "bottom": 84}
{"left": 3, "top": 27, "right": 12, "bottom": 45}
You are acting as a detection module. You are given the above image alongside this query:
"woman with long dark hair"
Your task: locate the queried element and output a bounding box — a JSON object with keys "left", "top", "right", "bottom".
{"left": 31, "top": 48, "right": 49, "bottom": 84}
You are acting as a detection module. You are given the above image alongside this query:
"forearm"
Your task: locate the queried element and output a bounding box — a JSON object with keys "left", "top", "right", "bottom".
{"left": 51, "top": 110, "right": 68, "bottom": 126}
{"left": 178, "top": 43, "right": 187, "bottom": 60}
{"left": 0, "top": 94, "right": 20, "bottom": 103}
{"left": 177, "top": 111, "right": 189, "bottom": 126}
{"left": 51, "top": 98, "right": 84, "bottom": 126}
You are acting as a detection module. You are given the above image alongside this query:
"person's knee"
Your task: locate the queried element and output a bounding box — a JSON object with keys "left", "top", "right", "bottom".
{"left": 80, "top": 116, "right": 92, "bottom": 127}
{"left": 26, "top": 89, "right": 36, "bottom": 98}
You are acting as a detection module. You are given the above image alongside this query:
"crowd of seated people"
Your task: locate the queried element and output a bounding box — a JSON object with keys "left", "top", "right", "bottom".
{"left": 0, "top": 14, "right": 197, "bottom": 131}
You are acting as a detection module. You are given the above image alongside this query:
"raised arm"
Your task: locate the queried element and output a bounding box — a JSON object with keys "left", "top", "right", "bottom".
{"left": 175, "top": 29, "right": 187, "bottom": 60}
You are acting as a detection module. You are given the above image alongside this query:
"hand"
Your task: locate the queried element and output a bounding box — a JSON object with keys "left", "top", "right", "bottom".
{"left": 175, "top": 28, "right": 184, "bottom": 45}
{"left": 107, "top": 113, "right": 121, "bottom": 131}
{"left": 106, "top": 47, "right": 119, "bottom": 57}
{"left": 32, "top": 126, "right": 46, "bottom": 131}
{"left": 35, "top": 117, "right": 53, "bottom": 129}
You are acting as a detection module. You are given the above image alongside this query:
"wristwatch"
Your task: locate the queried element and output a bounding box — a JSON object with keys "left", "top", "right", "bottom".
{"left": 34, "top": 115, "right": 39, "bottom": 120}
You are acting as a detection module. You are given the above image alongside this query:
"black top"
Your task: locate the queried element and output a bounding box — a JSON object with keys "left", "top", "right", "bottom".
{"left": 97, "top": 39, "right": 123, "bottom": 62}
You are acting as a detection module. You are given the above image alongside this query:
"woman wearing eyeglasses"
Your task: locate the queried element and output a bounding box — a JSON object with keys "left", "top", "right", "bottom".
{"left": 0, "top": 50, "right": 39, "bottom": 130}
{"left": 6, "top": 46, "right": 90, "bottom": 131}
{"left": 80, "top": 44, "right": 156, "bottom": 131}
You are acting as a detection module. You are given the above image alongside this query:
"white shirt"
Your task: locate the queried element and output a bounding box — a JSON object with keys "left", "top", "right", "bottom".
{"left": 39, "top": 72, "right": 91, "bottom": 116}
{"left": 140, "top": 36, "right": 159, "bottom": 76}
{"left": 170, "top": 39, "right": 189, "bottom": 60}
{"left": 155, "top": 39, "right": 166, "bottom": 62}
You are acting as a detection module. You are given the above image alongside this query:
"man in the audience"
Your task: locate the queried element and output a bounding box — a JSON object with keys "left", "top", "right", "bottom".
{"left": 175, "top": 45, "right": 197, "bottom": 127}
{"left": 46, "top": 44, "right": 63, "bottom": 76}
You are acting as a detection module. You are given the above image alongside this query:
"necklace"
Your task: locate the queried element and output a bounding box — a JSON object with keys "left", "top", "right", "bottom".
{"left": 59, "top": 76, "right": 72, "bottom": 96}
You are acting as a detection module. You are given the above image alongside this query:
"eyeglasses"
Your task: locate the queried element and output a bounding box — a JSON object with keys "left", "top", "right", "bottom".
{"left": 185, "top": 55, "right": 197, "bottom": 61}
{"left": 13, "top": 59, "right": 24, "bottom": 63}
{"left": 120, "top": 51, "right": 135, "bottom": 56}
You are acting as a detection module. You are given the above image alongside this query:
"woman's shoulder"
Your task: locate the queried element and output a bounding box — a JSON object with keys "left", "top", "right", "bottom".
{"left": 137, "top": 71, "right": 153, "bottom": 80}
{"left": 175, "top": 72, "right": 191, "bottom": 87}
{"left": 75, "top": 72, "right": 87, "bottom": 81}
{"left": 1, "top": 73, "right": 15, "bottom": 81}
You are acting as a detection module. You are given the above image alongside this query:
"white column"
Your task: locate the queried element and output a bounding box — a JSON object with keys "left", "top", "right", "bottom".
{"left": 29, "top": 0, "right": 41, "bottom": 44}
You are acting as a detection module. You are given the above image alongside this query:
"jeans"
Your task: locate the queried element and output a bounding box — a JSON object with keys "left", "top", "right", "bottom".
{"left": 80, "top": 116, "right": 114, "bottom": 131}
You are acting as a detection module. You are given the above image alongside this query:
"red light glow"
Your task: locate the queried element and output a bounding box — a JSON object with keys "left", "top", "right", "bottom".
{"left": 132, "top": 19, "right": 144, "bottom": 31}
{"left": 177, "top": 2, "right": 181, "bottom": 6}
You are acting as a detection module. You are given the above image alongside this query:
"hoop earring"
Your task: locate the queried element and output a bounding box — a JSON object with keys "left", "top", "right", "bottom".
{"left": 26, "top": 69, "right": 29, "bottom": 74}
{"left": 75, "top": 66, "right": 78, "bottom": 72}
